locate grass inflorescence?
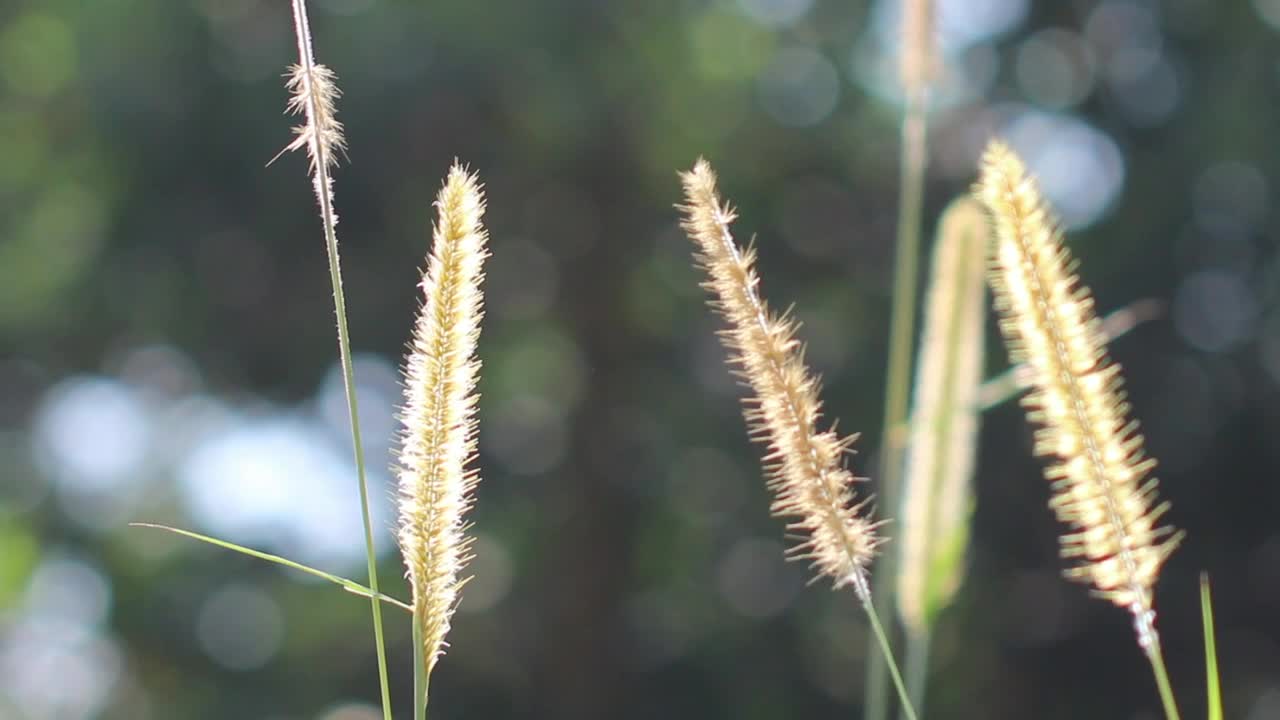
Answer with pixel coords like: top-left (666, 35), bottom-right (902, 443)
top-left (396, 164), bottom-right (490, 685)
top-left (976, 139), bottom-right (1185, 718)
top-left (678, 158), bottom-right (880, 588)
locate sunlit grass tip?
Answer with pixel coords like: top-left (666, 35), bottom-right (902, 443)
top-left (677, 157), bottom-right (880, 591)
top-left (397, 163), bottom-right (490, 674)
top-left (974, 139), bottom-right (1184, 649)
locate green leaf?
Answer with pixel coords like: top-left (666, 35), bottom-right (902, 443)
top-left (129, 522), bottom-right (412, 612)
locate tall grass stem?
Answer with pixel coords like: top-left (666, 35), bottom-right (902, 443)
top-left (286, 2), bottom-right (392, 717)
top-left (866, 83), bottom-right (929, 720)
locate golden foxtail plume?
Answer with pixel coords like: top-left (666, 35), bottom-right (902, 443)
top-left (974, 140), bottom-right (1184, 649)
top-left (677, 158), bottom-right (880, 592)
top-left (397, 164), bottom-right (489, 673)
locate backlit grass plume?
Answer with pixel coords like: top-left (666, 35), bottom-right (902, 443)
top-left (895, 196), bottom-right (988, 714)
top-left (897, 197), bottom-right (988, 634)
top-left (679, 159), bottom-right (917, 719)
top-left (975, 140), bottom-right (1184, 717)
top-left (677, 158), bottom-right (879, 591)
top-left (397, 164), bottom-right (489, 678)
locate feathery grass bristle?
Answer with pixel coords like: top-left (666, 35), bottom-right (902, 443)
top-left (280, 62), bottom-right (346, 172)
top-left (974, 140), bottom-right (1183, 637)
top-left (678, 158), bottom-right (880, 590)
top-left (397, 164), bottom-right (489, 672)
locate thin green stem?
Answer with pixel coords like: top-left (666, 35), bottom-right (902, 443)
top-left (854, 576), bottom-right (919, 720)
top-left (1145, 641), bottom-right (1182, 720)
top-left (414, 613), bottom-right (430, 720)
top-left (901, 628), bottom-right (930, 719)
top-left (288, 2), bottom-right (392, 717)
top-left (866, 86), bottom-right (928, 720)
top-left (1201, 574), bottom-right (1223, 720)
top-left (321, 151), bottom-right (395, 720)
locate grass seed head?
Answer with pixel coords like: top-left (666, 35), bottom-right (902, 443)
top-left (678, 158), bottom-right (880, 591)
top-left (974, 140), bottom-right (1183, 642)
top-left (397, 164), bottom-right (489, 672)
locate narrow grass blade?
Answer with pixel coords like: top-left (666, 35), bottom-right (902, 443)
top-left (976, 299), bottom-right (1162, 410)
top-left (867, 0), bottom-right (933, 712)
top-left (1201, 573), bottom-right (1223, 720)
top-left (895, 197), bottom-right (988, 715)
top-left (130, 523), bottom-right (412, 612)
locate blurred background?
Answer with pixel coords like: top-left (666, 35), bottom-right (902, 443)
top-left (2, 0), bottom-right (1279, 718)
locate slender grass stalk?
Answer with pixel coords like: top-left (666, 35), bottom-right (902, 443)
top-left (1201, 573), bottom-right (1223, 720)
top-left (976, 140), bottom-right (1184, 720)
top-left (280, 2), bottom-right (391, 717)
top-left (855, 573), bottom-right (918, 720)
top-left (397, 165), bottom-right (490, 716)
top-left (867, 1), bottom-right (934, 716)
top-left (895, 197), bottom-right (988, 715)
top-left (678, 159), bottom-right (916, 720)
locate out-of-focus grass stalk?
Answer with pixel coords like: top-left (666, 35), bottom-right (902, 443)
top-left (867, 1), bottom-right (934, 717)
top-left (282, 2), bottom-right (392, 717)
top-left (894, 197), bottom-right (988, 716)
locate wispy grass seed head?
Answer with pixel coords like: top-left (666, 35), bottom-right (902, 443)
top-left (678, 158), bottom-right (880, 592)
top-left (279, 62), bottom-right (346, 172)
top-left (974, 140), bottom-right (1183, 644)
top-left (397, 164), bottom-right (489, 672)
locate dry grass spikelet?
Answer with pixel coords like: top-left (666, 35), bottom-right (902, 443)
top-left (677, 158), bottom-right (880, 592)
top-left (397, 164), bottom-right (489, 672)
top-left (279, 62), bottom-right (346, 172)
top-left (275, 0), bottom-right (346, 178)
top-left (974, 140), bottom-right (1184, 646)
